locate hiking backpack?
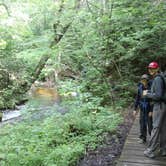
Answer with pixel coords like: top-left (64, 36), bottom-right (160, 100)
top-left (158, 72), bottom-right (166, 103)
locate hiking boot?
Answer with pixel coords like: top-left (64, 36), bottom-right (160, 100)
top-left (138, 136), bottom-right (146, 144)
top-left (144, 148), bottom-right (151, 153)
top-left (161, 151), bottom-right (166, 157)
top-left (144, 149), bottom-right (155, 158)
top-left (158, 150), bottom-right (166, 157)
top-left (138, 138), bottom-right (146, 144)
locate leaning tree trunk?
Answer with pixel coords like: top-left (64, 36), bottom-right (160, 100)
top-left (20, 0), bottom-right (83, 93)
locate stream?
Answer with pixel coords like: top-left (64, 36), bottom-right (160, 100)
top-left (0, 101), bottom-right (68, 124)
top-left (1, 105), bottom-right (25, 122)
top-left (0, 87), bottom-right (72, 124)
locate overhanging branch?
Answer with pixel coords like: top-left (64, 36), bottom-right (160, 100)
top-left (0, 3), bottom-right (10, 16)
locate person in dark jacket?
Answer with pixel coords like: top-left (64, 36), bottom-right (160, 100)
top-left (134, 74), bottom-right (153, 143)
top-left (144, 62), bottom-right (166, 158)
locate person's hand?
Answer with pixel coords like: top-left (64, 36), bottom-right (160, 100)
top-left (133, 110), bottom-right (137, 117)
top-left (143, 90), bottom-right (148, 96)
top-left (149, 112), bottom-right (153, 117)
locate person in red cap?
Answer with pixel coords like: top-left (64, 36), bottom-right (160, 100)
top-left (143, 62), bottom-right (166, 158)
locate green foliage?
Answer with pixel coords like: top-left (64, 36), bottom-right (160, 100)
top-left (0, 81), bottom-right (28, 109)
top-left (0, 0), bottom-right (165, 108)
top-left (0, 0), bottom-right (56, 107)
top-left (0, 90), bottom-right (122, 165)
top-left (55, 0), bottom-right (165, 105)
top-left (108, 0), bottom-right (166, 74)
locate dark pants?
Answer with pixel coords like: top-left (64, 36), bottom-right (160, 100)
top-left (148, 103), bottom-right (166, 152)
top-left (148, 116), bottom-right (153, 135)
top-left (139, 109), bottom-right (153, 141)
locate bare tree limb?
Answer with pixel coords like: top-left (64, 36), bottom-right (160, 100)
top-left (0, 3), bottom-right (10, 16)
top-left (53, 0), bottom-right (65, 35)
top-left (153, 0), bottom-right (164, 6)
top-left (109, 0), bottom-right (114, 20)
top-left (111, 60), bottom-right (122, 78)
top-left (85, 0), bottom-right (95, 14)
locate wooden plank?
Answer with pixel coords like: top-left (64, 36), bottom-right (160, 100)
top-left (121, 150), bottom-right (146, 157)
top-left (129, 131), bottom-right (139, 134)
top-left (125, 140), bottom-right (145, 144)
top-left (123, 142), bottom-right (146, 148)
top-left (126, 137), bottom-right (141, 140)
top-left (117, 161), bottom-right (165, 166)
top-left (129, 130), bottom-right (139, 133)
top-left (121, 149), bottom-right (166, 158)
top-left (119, 156), bottom-right (166, 165)
top-left (122, 146), bottom-right (146, 151)
top-left (128, 134), bottom-right (140, 137)
top-left (130, 127), bottom-right (139, 129)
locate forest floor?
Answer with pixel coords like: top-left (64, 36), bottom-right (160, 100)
top-left (78, 108), bottom-right (135, 166)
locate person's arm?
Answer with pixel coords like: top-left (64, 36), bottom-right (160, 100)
top-left (133, 84), bottom-right (141, 116)
top-left (134, 90), bottom-right (139, 109)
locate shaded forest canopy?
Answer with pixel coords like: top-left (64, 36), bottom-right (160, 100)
top-left (0, 0), bottom-right (165, 108)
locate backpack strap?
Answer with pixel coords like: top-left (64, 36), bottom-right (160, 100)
top-left (157, 74), bottom-right (166, 90)
top-left (156, 74), bottom-right (166, 101)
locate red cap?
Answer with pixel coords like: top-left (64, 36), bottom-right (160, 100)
top-left (148, 62), bottom-right (159, 69)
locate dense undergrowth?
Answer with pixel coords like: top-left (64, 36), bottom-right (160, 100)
top-left (0, 81), bottom-right (122, 166)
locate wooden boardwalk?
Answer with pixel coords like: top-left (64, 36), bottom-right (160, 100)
top-left (117, 116), bottom-right (166, 166)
